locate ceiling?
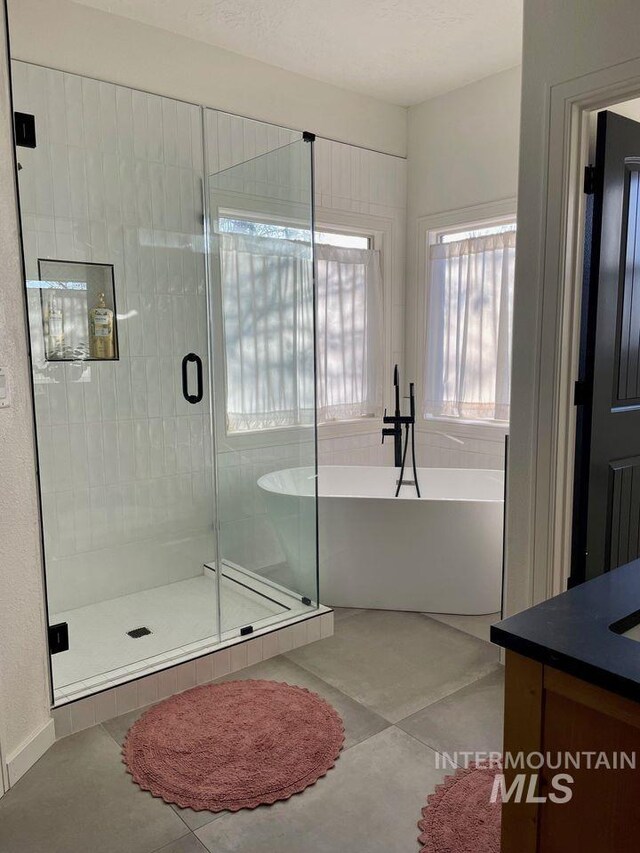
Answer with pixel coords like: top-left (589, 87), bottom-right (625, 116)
top-left (70, 0), bottom-right (523, 107)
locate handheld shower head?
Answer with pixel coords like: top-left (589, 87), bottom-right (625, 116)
top-left (393, 364), bottom-right (400, 417)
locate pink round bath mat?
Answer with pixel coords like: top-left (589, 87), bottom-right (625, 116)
top-left (418, 763), bottom-right (502, 852)
top-left (123, 679), bottom-right (344, 812)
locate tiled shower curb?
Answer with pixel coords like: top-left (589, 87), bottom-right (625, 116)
top-left (52, 610), bottom-right (333, 738)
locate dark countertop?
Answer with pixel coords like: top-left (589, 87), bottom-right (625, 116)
top-left (491, 559), bottom-right (640, 702)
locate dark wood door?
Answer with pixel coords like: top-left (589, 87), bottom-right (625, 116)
top-left (572, 110), bottom-right (640, 584)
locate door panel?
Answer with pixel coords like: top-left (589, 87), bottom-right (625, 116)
top-left (617, 165), bottom-right (640, 402)
top-left (608, 457), bottom-right (640, 569)
top-left (573, 111), bottom-right (640, 582)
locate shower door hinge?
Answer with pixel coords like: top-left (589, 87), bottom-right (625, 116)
top-left (48, 622), bottom-right (69, 655)
top-left (240, 625), bottom-right (254, 636)
top-left (14, 112), bottom-right (36, 148)
top-left (583, 164), bottom-right (596, 195)
top-left (302, 131), bottom-right (316, 143)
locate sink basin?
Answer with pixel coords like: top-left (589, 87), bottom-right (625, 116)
top-left (610, 608), bottom-right (640, 641)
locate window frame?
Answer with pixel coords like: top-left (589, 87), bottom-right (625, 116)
top-left (415, 199), bottom-right (517, 441)
top-left (216, 212), bottom-right (372, 250)
top-left (210, 198), bottom-right (390, 449)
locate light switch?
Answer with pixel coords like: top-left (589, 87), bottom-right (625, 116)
top-left (0, 368), bottom-right (10, 408)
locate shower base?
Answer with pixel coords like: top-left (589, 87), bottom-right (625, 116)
top-left (51, 565), bottom-right (315, 704)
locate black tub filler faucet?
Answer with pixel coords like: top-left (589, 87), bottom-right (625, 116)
top-left (381, 365), bottom-right (421, 497)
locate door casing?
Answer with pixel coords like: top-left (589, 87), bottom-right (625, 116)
top-left (511, 56), bottom-right (640, 619)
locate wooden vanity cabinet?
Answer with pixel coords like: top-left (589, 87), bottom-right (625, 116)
top-left (501, 651), bottom-right (640, 853)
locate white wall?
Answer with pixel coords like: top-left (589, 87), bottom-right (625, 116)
top-left (7, 0), bottom-right (406, 158)
top-left (0, 18), bottom-right (51, 775)
top-left (406, 67), bottom-right (521, 221)
top-left (405, 66), bottom-right (521, 470)
top-left (509, 0), bottom-right (640, 616)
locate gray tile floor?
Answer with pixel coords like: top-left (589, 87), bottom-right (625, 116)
top-left (0, 609), bottom-right (504, 853)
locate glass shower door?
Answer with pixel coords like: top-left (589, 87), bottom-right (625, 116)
top-left (208, 135), bottom-right (319, 639)
top-left (13, 65), bottom-right (220, 703)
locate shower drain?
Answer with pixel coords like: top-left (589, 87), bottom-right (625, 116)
top-left (127, 626), bottom-right (152, 638)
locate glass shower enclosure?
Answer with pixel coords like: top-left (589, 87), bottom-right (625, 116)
top-left (13, 62), bottom-right (318, 704)
top-left (208, 136), bottom-right (319, 639)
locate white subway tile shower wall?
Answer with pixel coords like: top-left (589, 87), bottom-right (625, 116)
top-left (12, 61), bottom-right (213, 612)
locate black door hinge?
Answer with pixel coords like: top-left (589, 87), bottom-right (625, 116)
top-left (48, 622), bottom-right (69, 654)
top-left (14, 112), bottom-right (36, 148)
top-left (574, 379), bottom-right (590, 406)
top-left (583, 165), bottom-right (596, 195)
top-left (240, 625), bottom-right (254, 636)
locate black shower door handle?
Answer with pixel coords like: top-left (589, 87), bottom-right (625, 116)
top-left (182, 353), bottom-right (203, 404)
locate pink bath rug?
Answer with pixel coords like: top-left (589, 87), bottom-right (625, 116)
top-left (123, 679), bottom-right (345, 812)
top-left (418, 762), bottom-right (502, 852)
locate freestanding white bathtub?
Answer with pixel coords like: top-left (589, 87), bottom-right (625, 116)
top-left (258, 465), bottom-right (504, 615)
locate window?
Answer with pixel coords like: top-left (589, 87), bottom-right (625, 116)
top-left (218, 216), bottom-right (383, 433)
top-left (423, 220), bottom-right (516, 423)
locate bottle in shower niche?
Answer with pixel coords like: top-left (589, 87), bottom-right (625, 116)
top-left (89, 292), bottom-right (115, 359)
top-left (46, 293), bottom-right (65, 359)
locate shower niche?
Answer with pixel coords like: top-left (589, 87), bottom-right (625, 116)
top-left (13, 60), bottom-right (323, 707)
top-left (37, 259), bottom-right (118, 362)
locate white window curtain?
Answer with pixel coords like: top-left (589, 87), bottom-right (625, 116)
top-left (220, 232), bottom-right (315, 432)
top-left (424, 230), bottom-right (515, 422)
top-left (220, 234), bottom-right (383, 432)
top-left (315, 243), bottom-right (383, 422)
